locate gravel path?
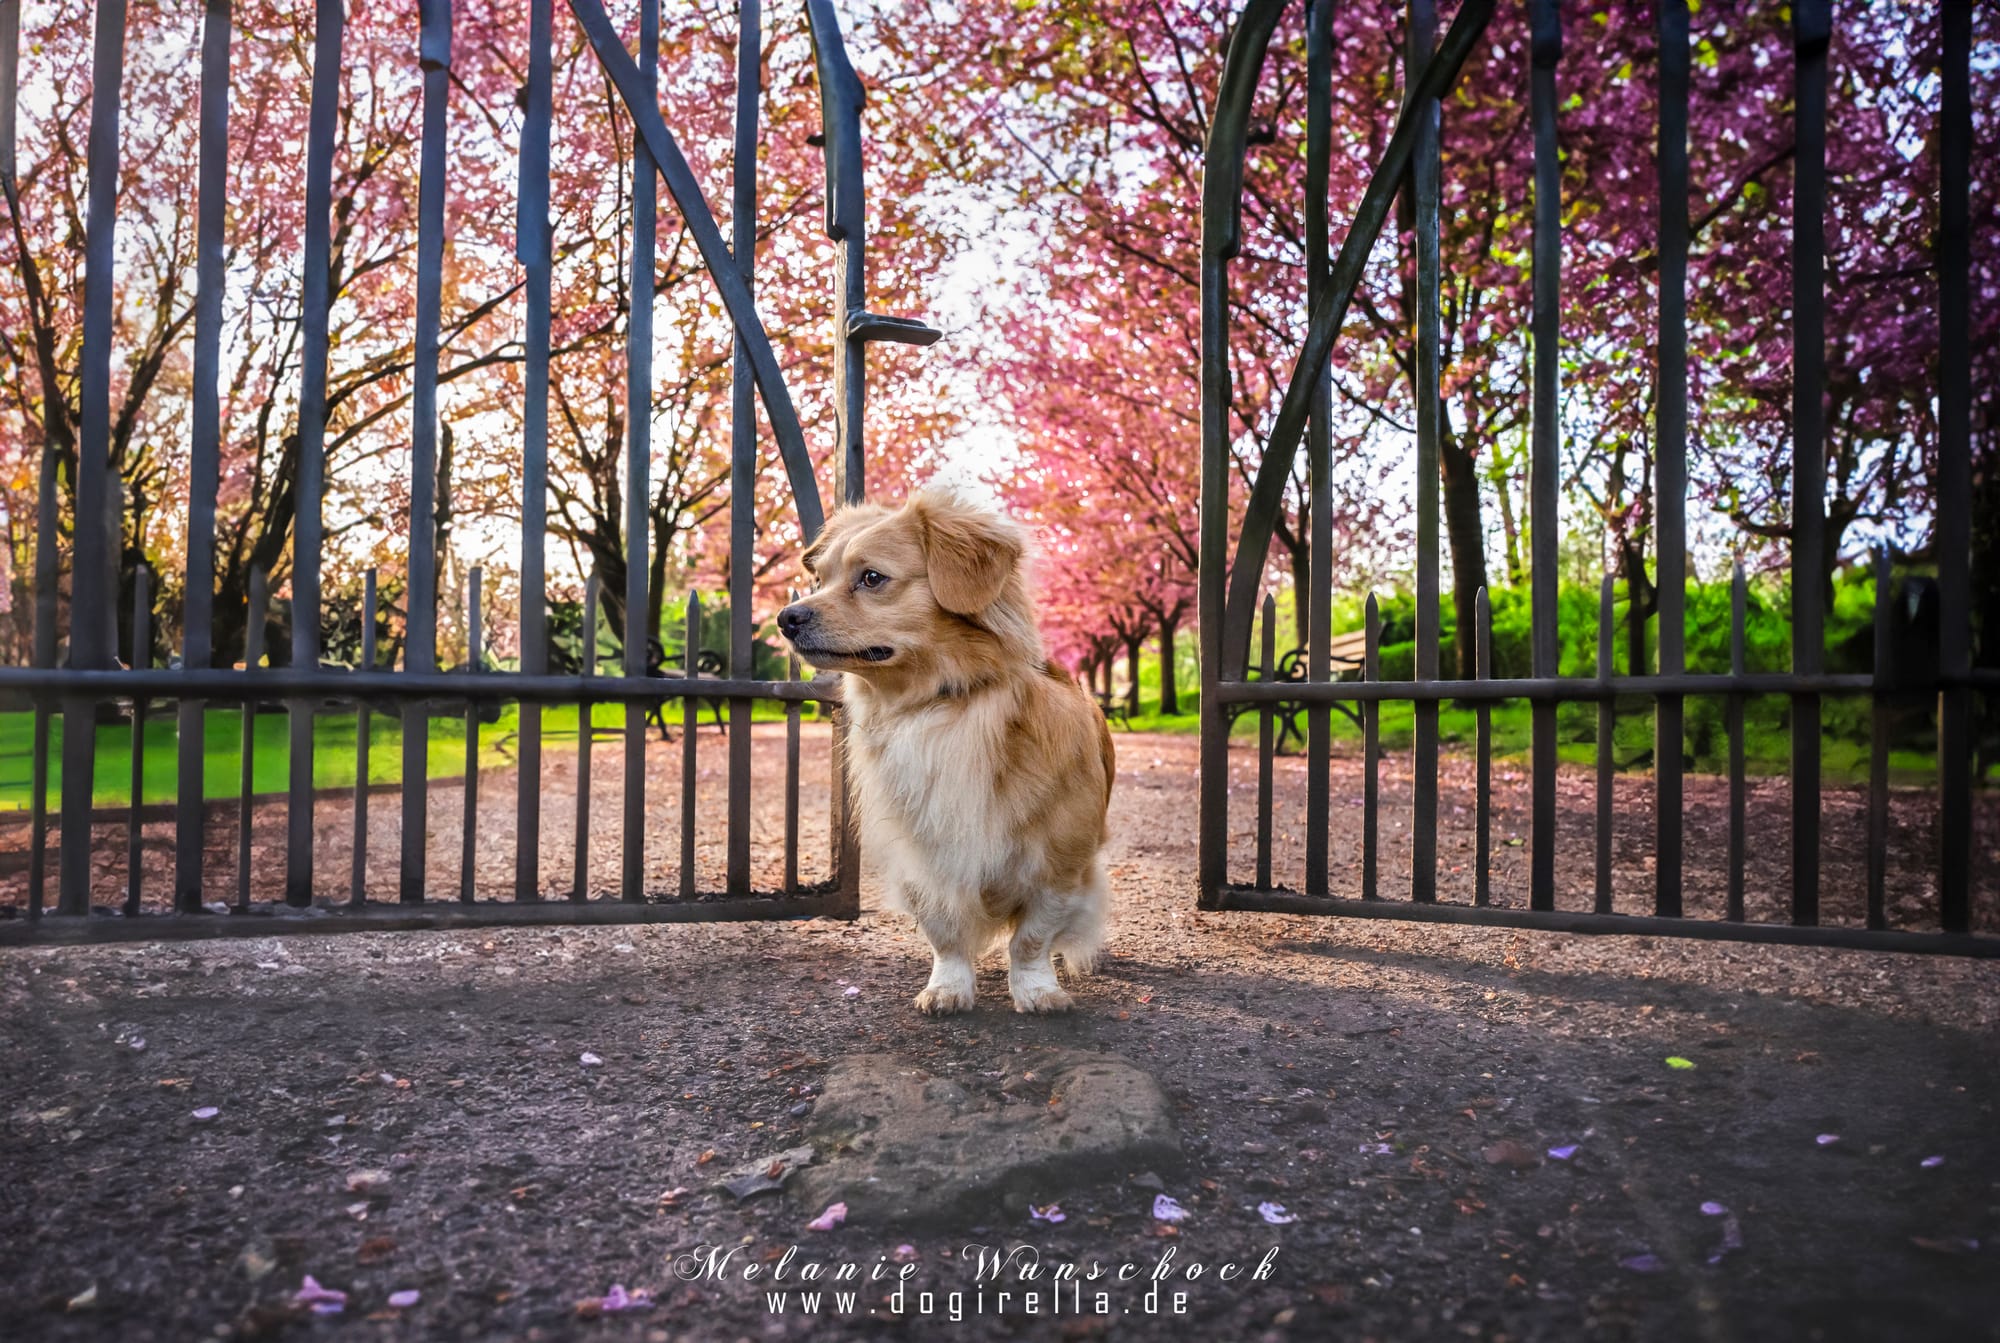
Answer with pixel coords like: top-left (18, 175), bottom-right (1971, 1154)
top-left (2, 730), bottom-right (1996, 1341)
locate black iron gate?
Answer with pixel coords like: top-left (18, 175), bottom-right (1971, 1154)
top-left (1198, 0), bottom-right (1996, 956)
top-left (0, 0), bottom-right (938, 944)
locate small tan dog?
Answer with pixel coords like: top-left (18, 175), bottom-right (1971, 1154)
top-left (776, 489), bottom-right (1114, 1014)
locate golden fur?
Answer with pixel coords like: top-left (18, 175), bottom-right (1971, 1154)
top-left (777, 489), bottom-right (1115, 1014)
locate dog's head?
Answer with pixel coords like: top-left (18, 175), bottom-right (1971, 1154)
top-left (776, 489), bottom-right (1038, 688)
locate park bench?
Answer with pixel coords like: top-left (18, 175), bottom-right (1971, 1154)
top-left (1096, 678), bottom-right (1133, 730)
top-left (642, 639), bottom-right (730, 741)
top-left (1221, 628), bottom-right (1368, 753)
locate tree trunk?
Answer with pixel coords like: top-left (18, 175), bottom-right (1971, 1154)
top-left (1491, 444), bottom-right (1524, 587)
top-left (1158, 614), bottom-right (1180, 715)
top-left (1440, 420), bottom-right (1489, 680)
top-left (1620, 537), bottom-right (1658, 677)
top-left (1275, 524), bottom-right (1309, 650)
top-left (1124, 637), bottom-right (1142, 717)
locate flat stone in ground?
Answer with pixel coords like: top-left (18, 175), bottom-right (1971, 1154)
top-left (793, 1051), bottom-right (1181, 1227)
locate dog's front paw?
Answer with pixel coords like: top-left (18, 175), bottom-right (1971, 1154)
top-left (914, 983), bottom-right (975, 1015)
top-left (1009, 982), bottom-right (1075, 1014)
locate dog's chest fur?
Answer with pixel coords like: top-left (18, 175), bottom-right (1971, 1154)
top-left (847, 688), bottom-right (1021, 893)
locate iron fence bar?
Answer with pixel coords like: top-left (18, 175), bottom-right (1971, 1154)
top-left (1654, 0), bottom-right (1688, 920)
top-left (27, 444), bottom-right (55, 920)
top-left (286, 0), bottom-right (344, 907)
top-left (0, 668), bottom-right (844, 703)
top-left (1362, 594), bottom-right (1380, 900)
top-left (177, 0), bottom-right (229, 913)
top-left (573, 571), bottom-right (599, 902)
top-left (403, 0), bottom-right (452, 904)
top-left (1474, 587), bottom-right (1490, 906)
top-left (1213, 672), bottom-right (1901, 704)
top-left (1, 895), bottom-right (857, 947)
top-left (1594, 574), bottom-right (1613, 913)
top-left (460, 566), bottom-right (481, 901)
top-left (570, 0), bottom-right (823, 536)
top-left (1210, 890), bottom-right (2000, 959)
top-left (623, 0), bottom-right (657, 905)
top-left (1215, 0), bottom-right (1494, 682)
top-left (124, 566), bottom-right (150, 915)
top-left (1256, 594), bottom-right (1275, 891)
top-left (1726, 559), bottom-right (1746, 921)
top-left (1789, 0), bottom-right (1828, 927)
top-left (514, 0), bottom-right (553, 902)
top-left (58, 0), bottom-right (127, 917)
top-left (1936, 0), bottom-right (1973, 932)
top-left (350, 570), bottom-right (376, 907)
top-left (785, 646), bottom-right (801, 895)
top-left (1, 0), bottom-right (42, 920)
top-left (726, 0), bottom-right (760, 898)
top-left (0, 0), bottom-right (15, 179)
top-left (1527, 0), bottom-right (1560, 914)
top-left (236, 569), bottom-right (268, 913)
top-left (6, 665), bottom-right (1957, 708)
top-left (680, 592), bottom-right (699, 899)
top-left (1196, 0), bottom-right (1285, 906)
top-left (1408, 0), bottom-right (1441, 906)
top-left (1303, 0), bottom-right (1334, 898)
top-left (1867, 547), bottom-right (1889, 931)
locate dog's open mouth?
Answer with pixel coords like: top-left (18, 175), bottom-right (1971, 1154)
top-left (794, 643), bottom-right (895, 664)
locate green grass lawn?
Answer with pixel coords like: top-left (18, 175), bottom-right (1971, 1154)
top-left (0, 699), bottom-right (819, 811)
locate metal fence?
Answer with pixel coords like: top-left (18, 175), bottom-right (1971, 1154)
top-left (1198, 0), bottom-right (1997, 956)
top-left (0, 0), bottom-right (938, 944)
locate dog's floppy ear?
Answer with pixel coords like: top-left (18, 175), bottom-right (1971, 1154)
top-left (801, 530), bottom-right (831, 578)
top-left (802, 507), bottom-right (861, 579)
top-left (916, 491), bottom-right (1023, 616)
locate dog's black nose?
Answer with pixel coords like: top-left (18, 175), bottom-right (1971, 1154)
top-left (776, 604), bottom-right (814, 638)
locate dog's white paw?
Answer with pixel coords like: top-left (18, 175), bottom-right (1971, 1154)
top-left (914, 983), bottom-right (975, 1015)
top-left (1009, 980), bottom-right (1075, 1014)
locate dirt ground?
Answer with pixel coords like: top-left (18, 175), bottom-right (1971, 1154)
top-left (3, 729), bottom-right (1998, 1342)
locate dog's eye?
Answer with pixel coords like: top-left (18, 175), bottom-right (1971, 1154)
top-left (857, 569), bottom-right (889, 591)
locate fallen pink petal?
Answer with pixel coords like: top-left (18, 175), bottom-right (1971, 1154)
top-left (579, 1052), bottom-right (603, 1067)
top-left (807, 1201), bottom-right (848, 1232)
top-left (842, 986), bottom-right (861, 997)
top-left (1547, 1145), bottom-right (1578, 1161)
top-left (1152, 1194), bottom-right (1189, 1223)
top-left (191, 1107), bottom-right (218, 1121)
top-left (1619, 1253), bottom-right (1666, 1274)
top-left (1922, 1155), bottom-right (1945, 1169)
top-left (598, 1284), bottom-right (654, 1312)
top-left (293, 1275), bottom-right (347, 1311)
top-left (1815, 1134), bottom-right (1840, 1146)
top-left (386, 1290), bottom-right (420, 1309)
top-left (1700, 1201), bottom-right (1728, 1216)
top-left (1029, 1203), bottom-right (1066, 1224)
top-left (1258, 1202), bottom-right (1297, 1225)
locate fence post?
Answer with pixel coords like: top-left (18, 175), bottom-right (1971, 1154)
top-left (726, 0), bottom-right (760, 899)
top-left (1788, 0), bottom-right (1829, 927)
top-left (286, 0), bottom-right (345, 908)
top-left (57, 0), bottom-right (129, 917)
top-left (514, 0), bottom-right (552, 902)
top-left (401, 0), bottom-right (452, 904)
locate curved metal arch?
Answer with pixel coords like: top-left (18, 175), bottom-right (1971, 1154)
top-left (1205, 0), bottom-right (1496, 681)
top-left (566, 0), bottom-right (825, 538)
top-left (805, 0), bottom-right (941, 348)
top-left (1201, 0), bottom-right (1288, 263)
